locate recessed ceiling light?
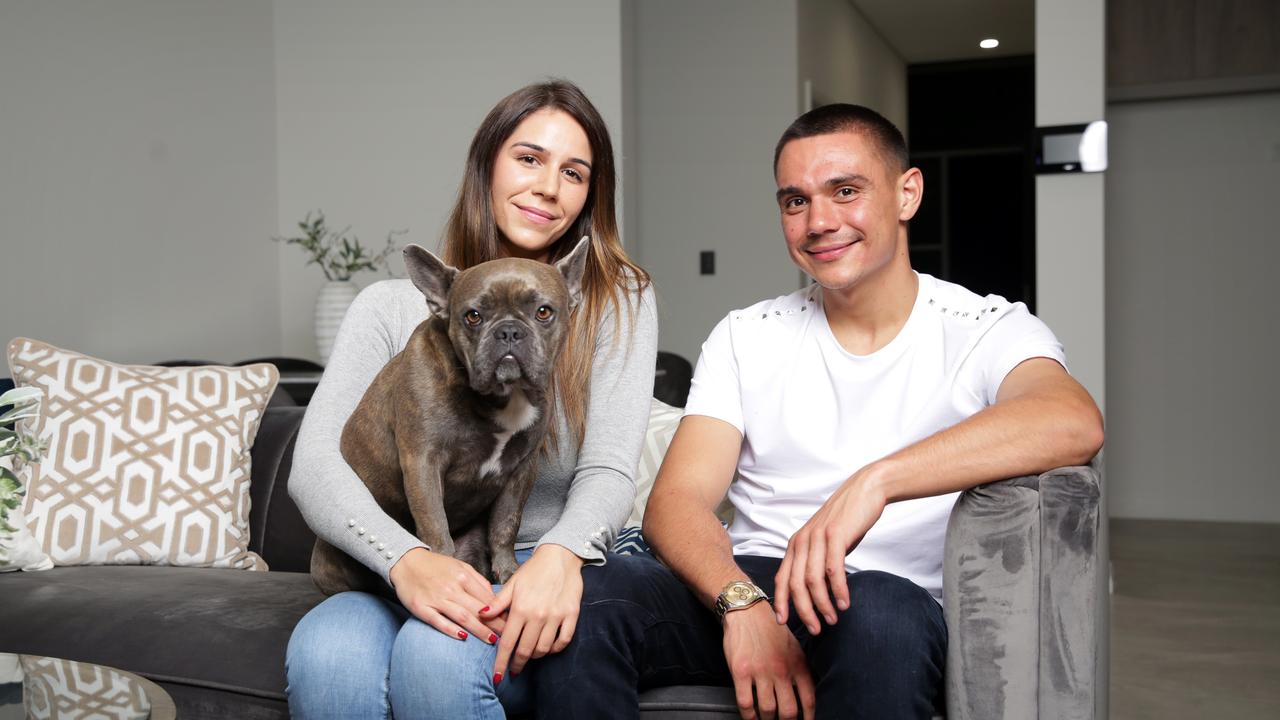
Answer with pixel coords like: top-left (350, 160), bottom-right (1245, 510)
top-left (980, 38), bottom-right (1000, 49)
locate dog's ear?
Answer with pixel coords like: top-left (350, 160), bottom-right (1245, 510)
top-left (403, 244), bottom-right (459, 316)
top-left (554, 236), bottom-right (591, 310)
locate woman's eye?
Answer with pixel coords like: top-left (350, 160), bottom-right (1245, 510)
top-left (518, 155), bottom-right (538, 166)
top-left (464, 310), bottom-right (483, 326)
top-left (535, 305), bottom-right (555, 322)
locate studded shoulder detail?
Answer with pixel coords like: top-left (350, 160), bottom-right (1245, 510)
top-left (926, 296), bottom-right (1003, 322)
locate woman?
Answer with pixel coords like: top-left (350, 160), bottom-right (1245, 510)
top-left (285, 80), bottom-right (657, 719)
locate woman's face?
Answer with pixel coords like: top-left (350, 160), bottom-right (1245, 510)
top-left (491, 109), bottom-right (593, 262)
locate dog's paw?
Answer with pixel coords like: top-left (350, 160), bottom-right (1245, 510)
top-left (490, 551), bottom-right (519, 584)
top-left (455, 544), bottom-right (491, 579)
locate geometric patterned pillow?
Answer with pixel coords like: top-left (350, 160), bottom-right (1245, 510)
top-left (6, 338), bottom-right (276, 570)
top-left (623, 397), bottom-right (736, 532)
top-left (626, 398), bottom-right (685, 528)
top-left (19, 654), bottom-right (154, 719)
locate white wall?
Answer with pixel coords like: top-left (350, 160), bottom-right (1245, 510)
top-left (1106, 91), bottom-right (1280, 523)
top-left (797, 0), bottom-right (907, 132)
top-left (0, 0), bottom-right (279, 364)
top-left (1036, 0), bottom-right (1107, 412)
top-left (273, 1), bottom-right (625, 361)
top-left (629, 0), bottom-right (801, 363)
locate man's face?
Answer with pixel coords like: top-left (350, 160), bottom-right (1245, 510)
top-left (774, 131), bottom-right (920, 293)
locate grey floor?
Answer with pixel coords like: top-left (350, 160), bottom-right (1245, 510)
top-left (1110, 519), bottom-right (1280, 719)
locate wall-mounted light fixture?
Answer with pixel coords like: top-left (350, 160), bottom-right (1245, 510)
top-left (979, 38), bottom-right (999, 49)
top-left (1035, 121), bottom-right (1109, 174)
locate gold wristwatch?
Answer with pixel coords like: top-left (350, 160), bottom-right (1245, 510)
top-left (714, 580), bottom-right (770, 619)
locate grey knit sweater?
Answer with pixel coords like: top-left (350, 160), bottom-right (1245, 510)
top-left (289, 278), bottom-right (658, 584)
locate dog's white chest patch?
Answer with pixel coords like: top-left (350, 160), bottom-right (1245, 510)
top-left (480, 389), bottom-right (539, 477)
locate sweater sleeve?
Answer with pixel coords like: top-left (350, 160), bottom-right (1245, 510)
top-left (289, 281), bottom-right (428, 585)
top-left (536, 284), bottom-right (659, 564)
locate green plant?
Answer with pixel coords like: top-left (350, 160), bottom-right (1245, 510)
top-left (0, 386), bottom-right (46, 557)
top-left (274, 210), bottom-right (405, 282)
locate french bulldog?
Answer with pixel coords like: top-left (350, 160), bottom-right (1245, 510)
top-left (310, 237), bottom-right (590, 596)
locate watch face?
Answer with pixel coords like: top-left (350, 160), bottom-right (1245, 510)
top-left (726, 582), bottom-right (757, 606)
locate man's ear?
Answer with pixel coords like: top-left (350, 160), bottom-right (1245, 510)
top-left (554, 236), bottom-right (591, 310)
top-left (898, 167), bottom-right (924, 222)
top-left (403, 244), bottom-right (459, 316)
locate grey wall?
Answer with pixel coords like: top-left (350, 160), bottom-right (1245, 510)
top-left (0, 0), bottom-right (279, 364)
top-left (273, 0), bottom-right (625, 361)
top-left (1106, 91), bottom-right (1280, 523)
top-left (0, 1), bottom-right (624, 367)
top-left (629, 0), bottom-right (801, 363)
top-left (797, 0), bottom-right (907, 131)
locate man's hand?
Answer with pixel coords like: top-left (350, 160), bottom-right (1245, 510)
top-left (722, 603), bottom-right (816, 720)
top-left (773, 469), bottom-right (886, 634)
top-left (389, 547), bottom-right (502, 643)
top-left (483, 543), bottom-right (584, 684)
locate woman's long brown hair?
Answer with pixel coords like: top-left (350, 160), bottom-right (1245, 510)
top-left (442, 80), bottom-right (650, 450)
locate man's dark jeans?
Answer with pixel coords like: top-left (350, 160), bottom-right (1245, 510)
top-left (534, 552), bottom-right (945, 720)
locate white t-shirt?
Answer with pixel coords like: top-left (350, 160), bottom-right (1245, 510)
top-left (684, 272), bottom-right (1067, 602)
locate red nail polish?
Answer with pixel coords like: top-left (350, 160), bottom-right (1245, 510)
top-left (493, 672), bottom-right (503, 686)
top-left (480, 606), bottom-right (490, 614)
top-left (488, 633), bottom-right (498, 644)
top-left (457, 630), bottom-right (468, 640)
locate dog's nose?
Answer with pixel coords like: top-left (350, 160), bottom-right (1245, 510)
top-left (492, 322), bottom-right (526, 345)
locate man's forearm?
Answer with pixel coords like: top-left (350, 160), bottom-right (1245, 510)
top-left (644, 490), bottom-right (749, 609)
top-left (866, 365), bottom-right (1103, 503)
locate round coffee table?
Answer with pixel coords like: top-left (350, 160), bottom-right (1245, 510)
top-left (0, 653), bottom-right (176, 720)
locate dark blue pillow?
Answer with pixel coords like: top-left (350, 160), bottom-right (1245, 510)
top-left (613, 526), bottom-right (652, 556)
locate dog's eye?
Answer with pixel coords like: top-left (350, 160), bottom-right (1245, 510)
top-left (464, 309), bottom-right (483, 326)
top-left (535, 305), bottom-right (555, 322)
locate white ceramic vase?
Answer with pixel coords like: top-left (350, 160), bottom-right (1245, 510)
top-left (314, 280), bottom-right (359, 366)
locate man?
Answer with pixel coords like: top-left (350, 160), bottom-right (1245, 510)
top-left (533, 104), bottom-right (1104, 719)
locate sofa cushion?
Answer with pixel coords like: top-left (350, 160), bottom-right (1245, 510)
top-left (6, 338), bottom-right (276, 569)
top-left (245, 406), bottom-right (315, 573)
top-left (0, 565), bottom-right (323, 701)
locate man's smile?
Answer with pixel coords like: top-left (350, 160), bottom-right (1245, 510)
top-left (805, 239), bottom-right (859, 262)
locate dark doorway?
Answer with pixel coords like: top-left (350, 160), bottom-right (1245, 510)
top-left (907, 56), bottom-right (1036, 309)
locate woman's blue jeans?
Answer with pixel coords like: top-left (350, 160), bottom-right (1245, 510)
top-left (286, 548), bottom-right (533, 719)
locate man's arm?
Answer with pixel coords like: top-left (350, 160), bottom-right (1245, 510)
top-left (644, 416), bottom-right (816, 720)
top-left (774, 357), bottom-right (1104, 632)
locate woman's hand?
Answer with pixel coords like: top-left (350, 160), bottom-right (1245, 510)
top-left (482, 543), bottom-right (585, 684)
top-left (389, 547), bottom-right (503, 644)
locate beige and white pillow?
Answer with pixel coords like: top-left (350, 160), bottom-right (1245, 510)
top-left (627, 398), bottom-right (737, 528)
top-left (6, 338), bottom-right (277, 569)
top-left (627, 398), bottom-right (684, 527)
top-left (1, 504), bottom-right (54, 573)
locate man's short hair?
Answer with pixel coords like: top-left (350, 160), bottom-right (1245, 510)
top-left (773, 104), bottom-right (909, 176)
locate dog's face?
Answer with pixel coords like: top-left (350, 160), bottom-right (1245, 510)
top-left (403, 237), bottom-right (589, 397)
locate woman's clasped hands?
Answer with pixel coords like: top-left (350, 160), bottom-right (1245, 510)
top-left (388, 543), bottom-right (586, 686)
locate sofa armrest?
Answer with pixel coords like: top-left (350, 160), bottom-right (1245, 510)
top-left (943, 462), bottom-right (1103, 719)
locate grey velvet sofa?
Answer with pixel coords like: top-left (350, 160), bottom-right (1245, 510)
top-left (0, 400), bottom-right (1106, 719)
